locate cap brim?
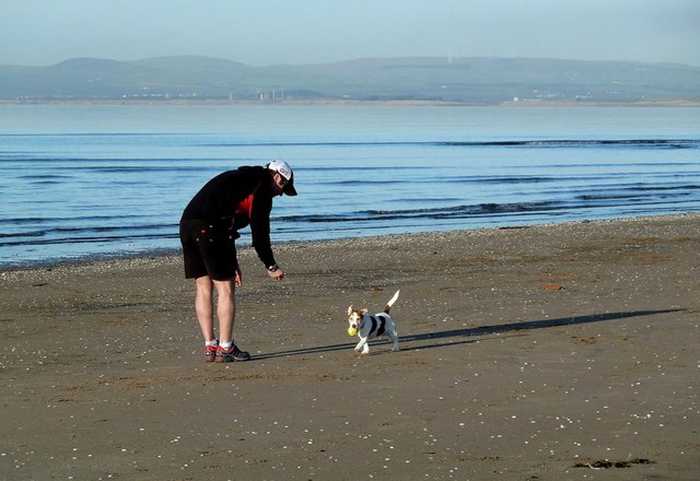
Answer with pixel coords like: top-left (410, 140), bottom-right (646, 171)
top-left (284, 183), bottom-right (298, 196)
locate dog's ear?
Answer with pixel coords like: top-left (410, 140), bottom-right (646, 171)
top-left (347, 305), bottom-right (353, 317)
top-left (361, 308), bottom-right (368, 315)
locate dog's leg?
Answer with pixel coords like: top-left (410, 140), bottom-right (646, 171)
top-left (389, 329), bottom-right (400, 351)
top-left (361, 341), bottom-right (370, 355)
top-left (385, 319), bottom-right (400, 351)
top-left (354, 337), bottom-right (366, 352)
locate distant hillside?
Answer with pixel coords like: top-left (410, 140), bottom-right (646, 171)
top-left (1, 56), bottom-right (699, 103)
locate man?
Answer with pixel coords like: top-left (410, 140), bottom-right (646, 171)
top-left (179, 160), bottom-right (297, 362)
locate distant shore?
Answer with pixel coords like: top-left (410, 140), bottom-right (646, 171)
top-left (2, 98), bottom-right (700, 107)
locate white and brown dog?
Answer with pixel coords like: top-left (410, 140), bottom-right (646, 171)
top-left (346, 290), bottom-right (400, 354)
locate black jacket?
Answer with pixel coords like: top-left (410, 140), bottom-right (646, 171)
top-left (181, 166), bottom-right (276, 267)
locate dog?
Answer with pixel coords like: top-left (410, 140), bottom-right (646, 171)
top-left (346, 290), bottom-right (400, 354)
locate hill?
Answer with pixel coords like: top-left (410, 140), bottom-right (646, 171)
top-left (1, 56), bottom-right (699, 103)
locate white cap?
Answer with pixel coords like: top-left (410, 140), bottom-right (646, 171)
top-left (267, 160), bottom-right (297, 196)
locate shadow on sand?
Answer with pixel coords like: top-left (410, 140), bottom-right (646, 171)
top-left (252, 309), bottom-right (683, 361)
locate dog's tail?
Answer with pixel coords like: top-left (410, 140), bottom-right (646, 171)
top-left (384, 289), bottom-right (400, 314)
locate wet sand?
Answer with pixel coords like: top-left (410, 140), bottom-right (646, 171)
top-left (1, 215), bottom-right (699, 480)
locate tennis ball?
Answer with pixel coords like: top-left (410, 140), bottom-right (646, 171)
top-left (347, 327), bottom-right (358, 337)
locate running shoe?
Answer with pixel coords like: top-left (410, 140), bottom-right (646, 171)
top-left (204, 345), bottom-right (218, 363)
top-left (215, 344), bottom-right (251, 362)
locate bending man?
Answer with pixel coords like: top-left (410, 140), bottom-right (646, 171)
top-left (179, 160), bottom-right (297, 362)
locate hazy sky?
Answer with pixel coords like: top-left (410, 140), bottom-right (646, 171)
top-left (2, 0), bottom-right (699, 66)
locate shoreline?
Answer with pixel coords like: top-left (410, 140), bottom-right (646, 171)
top-left (3, 212), bottom-right (699, 275)
top-left (2, 211), bottom-right (699, 480)
top-left (3, 98), bottom-right (700, 108)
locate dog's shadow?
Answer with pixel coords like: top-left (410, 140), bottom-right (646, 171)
top-left (252, 309), bottom-right (683, 361)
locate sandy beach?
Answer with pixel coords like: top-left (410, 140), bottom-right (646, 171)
top-left (1, 215), bottom-right (699, 481)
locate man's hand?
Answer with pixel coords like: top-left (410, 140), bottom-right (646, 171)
top-left (267, 266), bottom-right (285, 281)
top-left (234, 267), bottom-right (243, 287)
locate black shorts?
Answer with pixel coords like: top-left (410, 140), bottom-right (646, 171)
top-left (179, 219), bottom-right (238, 280)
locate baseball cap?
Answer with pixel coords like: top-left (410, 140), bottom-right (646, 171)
top-left (267, 160), bottom-right (298, 196)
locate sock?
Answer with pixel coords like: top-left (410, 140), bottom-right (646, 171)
top-left (205, 339), bottom-right (218, 347)
top-left (220, 340), bottom-right (233, 350)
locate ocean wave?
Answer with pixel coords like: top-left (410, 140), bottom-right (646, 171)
top-left (0, 233), bottom-right (180, 248)
top-left (0, 132), bottom-right (189, 137)
top-left (2, 164), bottom-right (218, 174)
top-left (440, 175), bottom-right (599, 184)
top-left (3, 195), bottom-right (700, 249)
top-left (0, 157), bottom-right (229, 164)
top-left (0, 214), bottom-right (151, 226)
top-left (277, 201), bottom-right (565, 224)
top-left (278, 184), bottom-right (700, 224)
top-left (1, 222), bottom-right (176, 237)
top-left (3, 133), bottom-right (697, 150)
top-left (440, 139), bottom-right (699, 149)
top-left (200, 138), bottom-right (700, 149)
top-left (321, 179), bottom-right (407, 186)
top-left (0, 227), bottom-right (179, 247)
top-left (17, 174), bottom-right (73, 180)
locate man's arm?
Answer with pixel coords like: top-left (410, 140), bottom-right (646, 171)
top-left (249, 194), bottom-right (277, 270)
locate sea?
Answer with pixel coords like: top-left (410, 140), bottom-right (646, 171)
top-left (1, 104), bottom-right (699, 268)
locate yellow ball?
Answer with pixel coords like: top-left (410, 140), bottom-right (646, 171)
top-left (347, 327), bottom-right (358, 337)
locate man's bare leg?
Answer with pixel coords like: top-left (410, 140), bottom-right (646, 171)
top-left (194, 276), bottom-right (215, 342)
top-left (213, 279), bottom-right (236, 344)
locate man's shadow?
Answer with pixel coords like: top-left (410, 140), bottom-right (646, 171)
top-left (252, 309), bottom-right (683, 361)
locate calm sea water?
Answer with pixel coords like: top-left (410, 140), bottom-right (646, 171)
top-left (1, 104), bottom-right (699, 267)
